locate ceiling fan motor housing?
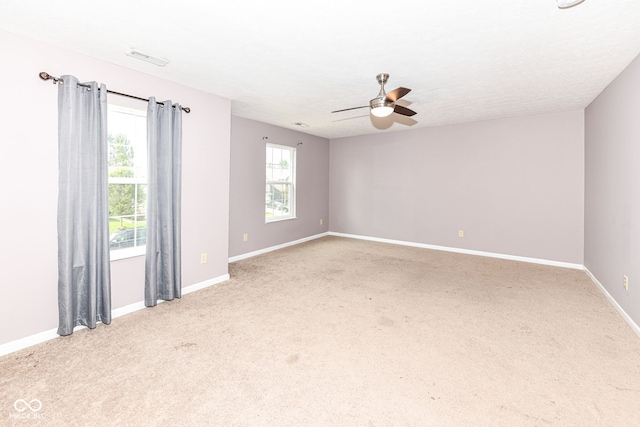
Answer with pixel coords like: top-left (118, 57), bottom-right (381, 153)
top-left (369, 97), bottom-right (394, 110)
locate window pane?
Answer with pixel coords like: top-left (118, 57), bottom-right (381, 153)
top-left (108, 106), bottom-right (147, 253)
top-left (266, 143), bottom-right (295, 222)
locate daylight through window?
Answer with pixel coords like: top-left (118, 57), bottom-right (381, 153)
top-left (108, 105), bottom-right (147, 256)
top-left (266, 143), bottom-right (296, 222)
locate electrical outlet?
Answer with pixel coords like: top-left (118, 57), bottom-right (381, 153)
top-left (458, 230), bottom-right (464, 238)
top-left (243, 233), bottom-right (248, 242)
top-left (200, 253), bottom-right (207, 264)
top-left (624, 275), bottom-right (629, 291)
top-left (320, 219), bottom-right (323, 225)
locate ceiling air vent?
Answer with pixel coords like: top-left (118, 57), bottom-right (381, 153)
top-left (126, 49), bottom-right (170, 67)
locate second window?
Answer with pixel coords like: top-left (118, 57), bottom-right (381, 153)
top-left (265, 143), bottom-right (296, 222)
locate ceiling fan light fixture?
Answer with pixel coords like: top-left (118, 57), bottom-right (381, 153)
top-left (370, 98), bottom-right (394, 118)
top-left (556, 0), bottom-right (586, 9)
top-left (371, 106), bottom-right (394, 118)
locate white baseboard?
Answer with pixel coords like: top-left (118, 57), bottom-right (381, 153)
top-left (0, 329), bottom-right (60, 358)
top-left (583, 268), bottom-right (640, 337)
top-left (328, 232), bottom-right (584, 270)
top-left (182, 274), bottom-right (230, 295)
top-left (0, 273), bottom-right (230, 358)
top-left (110, 273), bottom-right (230, 317)
top-left (228, 232), bottom-right (329, 263)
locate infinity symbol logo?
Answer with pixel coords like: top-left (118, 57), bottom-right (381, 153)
top-left (14, 399), bottom-right (42, 412)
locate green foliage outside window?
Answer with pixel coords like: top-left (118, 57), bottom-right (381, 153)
top-left (108, 133), bottom-right (146, 228)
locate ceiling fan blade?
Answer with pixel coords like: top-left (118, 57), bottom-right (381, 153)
top-left (393, 105), bottom-right (417, 117)
top-left (385, 87), bottom-right (411, 102)
top-left (331, 106), bottom-right (369, 113)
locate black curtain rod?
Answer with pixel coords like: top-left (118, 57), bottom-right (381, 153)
top-left (39, 72), bottom-right (191, 113)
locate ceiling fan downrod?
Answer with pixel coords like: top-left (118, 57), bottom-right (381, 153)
top-left (375, 73), bottom-right (390, 96)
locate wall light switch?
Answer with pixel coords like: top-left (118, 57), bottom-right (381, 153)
top-left (624, 275), bottom-right (629, 291)
top-left (320, 219), bottom-right (323, 225)
top-left (200, 253), bottom-right (207, 264)
top-left (243, 233), bottom-right (248, 242)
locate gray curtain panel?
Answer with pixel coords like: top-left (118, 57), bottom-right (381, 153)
top-left (57, 75), bottom-right (111, 336)
top-left (145, 98), bottom-right (182, 306)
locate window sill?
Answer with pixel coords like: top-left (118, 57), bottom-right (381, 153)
top-left (110, 246), bottom-right (146, 261)
top-left (265, 216), bottom-right (297, 224)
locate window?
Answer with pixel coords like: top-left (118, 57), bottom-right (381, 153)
top-left (108, 105), bottom-right (147, 258)
top-left (266, 143), bottom-right (296, 222)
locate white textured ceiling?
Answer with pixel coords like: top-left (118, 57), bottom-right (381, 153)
top-left (1, 0), bottom-right (640, 139)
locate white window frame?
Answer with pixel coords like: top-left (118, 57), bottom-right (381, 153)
top-left (265, 143), bottom-right (296, 223)
top-left (108, 104), bottom-right (147, 261)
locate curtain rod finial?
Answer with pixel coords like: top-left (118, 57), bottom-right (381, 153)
top-left (39, 72), bottom-right (59, 84)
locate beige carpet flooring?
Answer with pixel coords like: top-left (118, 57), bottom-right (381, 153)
top-left (2, 236), bottom-right (640, 426)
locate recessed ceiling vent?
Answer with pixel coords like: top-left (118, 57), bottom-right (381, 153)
top-left (126, 49), bottom-right (170, 67)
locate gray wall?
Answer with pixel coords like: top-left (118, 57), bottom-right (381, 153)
top-left (585, 53), bottom-right (640, 325)
top-left (229, 116), bottom-right (330, 258)
top-left (330, 110), bottom-right (585, 264)
top-left (0, 30), bottom-right (231, 346)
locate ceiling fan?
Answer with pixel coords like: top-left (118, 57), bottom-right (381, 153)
top-left (331, 73), bottom-right (417, 118)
